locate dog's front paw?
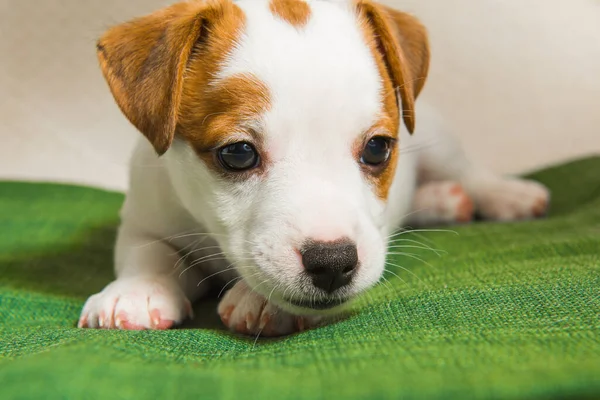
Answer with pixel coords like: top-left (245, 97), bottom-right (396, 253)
top-left (218, 281), bottom-right (317, 337)
top-left (474, 178), bottom-right (550, 221)
top-left (78, 276), bottom-right (192, 330)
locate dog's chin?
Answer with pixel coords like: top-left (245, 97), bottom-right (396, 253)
top-left (286, 297), bottom-right (348, 310)
top-left (273, 295), bottom-right (355, 316)
top-left (244, 278), bottom-right (356, 315)
top-left (237, 266), bottom-right (361, 315)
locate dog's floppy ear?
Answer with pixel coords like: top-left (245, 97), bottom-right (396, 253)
top-left (356, 1), bottom-right (430, 133)
top-left (97, 1), bottom-right (239, 155)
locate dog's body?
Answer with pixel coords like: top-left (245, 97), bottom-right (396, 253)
top-left (79, 0), bottom-right (549, 335)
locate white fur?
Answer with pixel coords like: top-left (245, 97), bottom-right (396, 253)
top-left (79, 0), bottom-right (549, 333)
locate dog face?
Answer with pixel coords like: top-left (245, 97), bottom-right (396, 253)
top-left (98, 0), bottom-right (429, 313)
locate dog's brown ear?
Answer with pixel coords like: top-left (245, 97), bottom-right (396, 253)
top-left (356, 1), bottom-right (430, 133)
top-left (97, 0), bottom-right (240, 155)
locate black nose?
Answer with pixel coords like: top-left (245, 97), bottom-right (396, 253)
top-left (300, 240), bottom-right (358, 293)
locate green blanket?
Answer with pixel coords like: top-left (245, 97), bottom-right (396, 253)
top-left (1, 157), bottom-right (599, 400)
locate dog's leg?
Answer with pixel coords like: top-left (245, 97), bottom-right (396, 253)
top-left (77, 224), bottom-right (206, 330)
top-left (407, 104), bottom-right (549, 225)
top-left (407, 181), bottom-right (475, 226)
top-left (217, 281), bottom-right (322, 337)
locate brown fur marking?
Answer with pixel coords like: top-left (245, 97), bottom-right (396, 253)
top-left (355, 0), bottom-right (430, 200)
top-left (179, 73), bottom-right (271, 173)
top-left (269, 0), bottom-right (311, 27)
top-left (97, 0), bottom-right (246, 155)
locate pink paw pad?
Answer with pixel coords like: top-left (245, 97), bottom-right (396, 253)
top-left (115, 312), bottom-right (145, 330)
top-left (532, 197), bottom-right (548, 217)
top-left (451, 185), bottom-right (474, 222)
top-left (77, 315), bottom-right (89, 328)
top-left (220, 305), bottom-right (235, 326)
top-left (295, 317), bottom-right (306, 332)
top-left (149, 309), bottom-right (174, 330)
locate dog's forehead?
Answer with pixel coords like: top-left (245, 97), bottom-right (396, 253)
top-left (221, 0), bottom-right (384, 145)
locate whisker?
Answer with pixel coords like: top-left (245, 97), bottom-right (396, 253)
top-left (218, 276), bottom-right (244, 298)
top-left (387, 252), bottom-right (436, 270)
top-left (168, 238), bottom-right (199, 256)
top-left (387, 237), bottom-right (441, 250)
top-left (267, 283), bottom-right (280, 303)
top-left (252, 328), bottom-right (264, 348)
top-left (195, 265), bottom-right (246, 287)
top-left (387, 244), bottom-right (446, 256)
top-left (388, 237), bottom-right (433, 249)
top-left (395, 207), bottom-right (434, 222)
top-left (398, 139), bottom-right (441, 156)
top-left (173, 245), bottom-right (225, 272)
top-left (281, 285), bottom-right (292, 304)
top-left (252, 278), bottom-right (271, 295)
top-left (395, 230), bottom-right (438, 246)
top-left (178, 252), bottom-right (229, 277)
top-left (187, 253), bottom-right (255, 270)
top-left (172, 232), bottom-right (255, 245)
top-left (382, 267), bottom-right (409, 287)
top-left (387, 228), bottom-right (458, 239)
top-left (136, 232), bottom-right (257, 249)
top-left (217, 271), bottom-right (263, 298)
top-left (385, 259), bottom-right (427, 284)
top-left (180, 253), bottom-right (257, 275)
top-left (133, 229), bottom-right (199, 248)
top-left (380, 275), bottom-right (394, 289)
top-left (378, 275), bottom-right (397, 295)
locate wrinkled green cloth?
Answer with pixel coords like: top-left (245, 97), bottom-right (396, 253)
top-left (1, 157), bottom-right (599, 400)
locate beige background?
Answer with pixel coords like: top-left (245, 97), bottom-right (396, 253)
top-left (1, 0), bottom-right (599, 192)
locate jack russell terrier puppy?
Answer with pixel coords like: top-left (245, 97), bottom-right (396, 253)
top-left (78, 0), bottom-right (549, 335)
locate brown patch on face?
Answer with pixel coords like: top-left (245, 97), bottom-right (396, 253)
top-left (353, 127), bottom-right (398, 200)
top-left (354, 0), bottom-right (430, 200)
top-left (269, 0), bottom-right (311, 27)
top-left (355, 10), bottom-right (401, 201)
top-left (96, 0), bottom-right (246, 155)
top-left (178, 73), bottom-right (271, 174)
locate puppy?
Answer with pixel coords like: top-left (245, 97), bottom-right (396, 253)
top-left (78, 0), bottom-right (549, 335)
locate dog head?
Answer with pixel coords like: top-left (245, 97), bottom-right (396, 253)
top-left (98, 0), bottom-right (429, 314)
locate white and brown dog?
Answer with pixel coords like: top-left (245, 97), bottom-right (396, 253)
top-left (78, 0), bottom-right (549, 335)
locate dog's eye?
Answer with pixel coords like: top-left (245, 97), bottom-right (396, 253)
top-left (218, 142), bottom-right (259, 171)
top-left (361, 137), bottom-right (392, 166)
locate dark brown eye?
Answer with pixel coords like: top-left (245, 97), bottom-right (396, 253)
top-left (361, 137), bottom-right (391, 166)
top-left (218, 142), bottom-right (259, 171)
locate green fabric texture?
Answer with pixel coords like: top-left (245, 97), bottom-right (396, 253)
top-left (1, 157), bottom-right (599, 400)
